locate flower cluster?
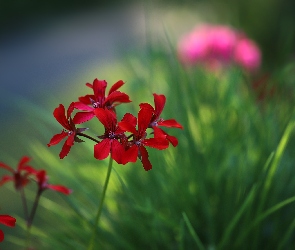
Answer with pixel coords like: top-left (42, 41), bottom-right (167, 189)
top-left (177, 24), bottom-right (261, 73)
top-left (0, 156), bottom-right (71, 242)
top-left (0, 156), bottom-right (71, 195)
top-left (48, 78), bottom-right (183, 171)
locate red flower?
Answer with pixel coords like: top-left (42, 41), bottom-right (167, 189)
top-left (140, 93), bottom-right (183, 146)
top-left (119, 107), bottom-right (169, 171)
top-left (35, 170), bottom-right (72, 195)
top-left (73, 79), bottom-right (131, 124)
top-left (47, 103), bottom-right (87, 159)
top-left (0, 156), bottom-right (37, 190)
top-left (0, 215), bottom-right (16, 242)
top-left (93, 108), bottom-right (126, 164)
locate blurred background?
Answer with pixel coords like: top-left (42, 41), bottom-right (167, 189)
top-left (1, 0), bottom-right (295, 156)
top-left (1, 0), bottom-right (295, 249)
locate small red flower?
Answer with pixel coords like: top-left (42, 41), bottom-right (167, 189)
top-left (0, 215), bottom-right (16, 242)
top-left (140, 93), bottom-right (183, 146)
top-left (93, 108), bottom-right (126, 164)
top-left (119, 106), bottom-right (169, 171)
top-left (0, 156), bottom-right (37, 190)
top-left (73, 79), bottom-right (131, 124)
top-left (35, 170), bottom-right (72, 195)
top-left (47, 103), bottom-right (87, 159)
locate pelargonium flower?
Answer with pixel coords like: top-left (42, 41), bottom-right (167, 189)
top-left (73, 79), bottom-right (131, 124)
top-left (0, 215), bottom-right (16, 242)
top-left (47, 103), bottom-right (87, 159)
top-left (93, 108), bottom-right (126, 164)
top-left (119, 106), bottom-right (169, 171)
top-left (0, 156), bottom-right (37, 190)
top-left (35, 170), bottom-right (72, 195)
top-left (140, 93), bottom-right (183, 146)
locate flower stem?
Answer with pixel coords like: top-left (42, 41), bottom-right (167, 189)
top-left (20, 188), bottom-right (29, 220)
top-left (26, 190), bottom-right (42, 249)
top-left (87, 157), bottom-right (113, 250)
top-left (77, 132), bottom-right (100, 143)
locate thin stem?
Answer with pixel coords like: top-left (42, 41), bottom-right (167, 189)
top-left (26, 190), bottom-right (42, 249)
top-left (27, 190), bottom-right (42, 228)
top-left (77, 132), bottom-right (100, 143)
top-left (20, 188), bottom-right (29, 220)
top-left (87, 157), bottom-right (113, 250)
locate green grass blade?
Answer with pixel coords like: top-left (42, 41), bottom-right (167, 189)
top-left (218, 185), bottom-right (256, 249)
top-left (235, 195), bottom-right (295, 246)
top-left (182, 212), bottom-right (206, 250)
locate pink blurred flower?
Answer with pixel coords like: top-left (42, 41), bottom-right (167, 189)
top-left (234, 37), bottom-right (261, 72)
top-left (207, 25), bottom-right (237, 61)
top-left (178, 25), bottom-right (209, 64)
top-left (177, 23), bottom-right (261, 73)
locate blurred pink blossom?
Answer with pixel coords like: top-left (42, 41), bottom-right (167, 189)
top-left (234, 38), bottom-right (261, 72)
top-left (177, 24), bottom-right (261, 73)
top-left (177, 25), bottom-right (209, 64)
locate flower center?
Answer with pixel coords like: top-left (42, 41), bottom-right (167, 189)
top-left (108, 131), bottom-right (116, 139)
top-left (92, 102), bottom-right (100, 108)
top-left (151, 118), bottom-right (164, 127)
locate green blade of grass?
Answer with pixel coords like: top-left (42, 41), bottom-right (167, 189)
top-left (218, 185), bottom-right (256, 249)
top-left (182, 212), bottom-right (206, 250)
top-left (235, 195), bottom-right (295, 247)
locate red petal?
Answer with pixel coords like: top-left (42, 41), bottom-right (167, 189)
top-left (47, 131), bottom-right (67, 146)
top-left (17, 156), bottom-right (31, 170)
top-left (153, 127), bottom-right (179, 147)
top-left (166, 135), bottom-right (178, 147)
top-left (118, 121), bottom-right (137, 134)
top-left (94, 108), bottom-right (116, 130)
top-left (93, 79), bottom-right (107, 100)
top-left (153, 93), bottom-right (166, 118)
top-left (53, 104), bottom-right (71, 130)
top-left (73, 111), bottom-right (95, 124)
top-left (0, 229), bottom-right (4, 242)
top-left (139, 146), bottom-right (152, 171)
top-left (86, 82), bottom-right (93, 88)
top-left (104, 91), bottom-right (131, 106)
top-left (110, 140), bottom-right (124, 164)
top-left (74, 100), bottom-right (93, 110)
top-left (66, 134), bottom-right (75, 146)
top-left (36, 170), bottom-right (47, 185)
top-left (67, 102), bottom-right (75, 118)
top-left (138, 107), bottom-right (153, 136)
top-left (94, 139), bottom-right (111, 160)
top-left (122, 145), bottom-right (138, 164)
top-left (0, 162), bottom-right (13, 173)
top-left (158, 119), bottom-right (183, 129)
top-left (59, 142), bottom-right (72, 159)
top-left (108, 80), bottom-right (125, 94)
top-left (47, 184), bottom-right (72, 195)
top-left (0, 176), bottom-right (13, 186)
top-left (143, 138), bottom-right (169, 150)
top-left (139, 103), bottom-right (154, 111)
top-left (0, 215), bottom-right (16, 227)
top-left (121, 113), bottom-right (137, 127)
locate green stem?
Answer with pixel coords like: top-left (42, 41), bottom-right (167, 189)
top-left (87, 157), bottom-right (113, 250)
